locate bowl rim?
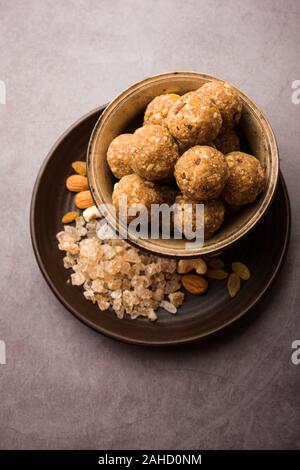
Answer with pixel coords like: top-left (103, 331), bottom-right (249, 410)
top-left (87, 71), bottom-right (279, 258)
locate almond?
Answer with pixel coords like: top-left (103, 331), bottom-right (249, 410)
top-left (72, 161), bottom-right (87, 176)
top-left (182, 274), bottom-right (208, 295)
top-left (206, 268), bottom-right (229, 280)
top-left (66, 175), bottom-right (89, 192)
top-left (207, 257), bottom-right (224, 269)
top-left (62, 211), bottom-right (80, 224)
top-left (74, 190), bottom-right (94, 209)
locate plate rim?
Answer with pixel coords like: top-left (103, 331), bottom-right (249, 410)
top-left (30, 107), bottom-right (291, 347)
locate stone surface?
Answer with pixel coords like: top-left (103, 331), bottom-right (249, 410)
top-left (0, 0), bottom-right (299, 450)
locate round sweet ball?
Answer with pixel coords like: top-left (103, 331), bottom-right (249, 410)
top-left (214, 129), bottom-right (240, 154)
top-left (144, 94), bottom-right (180, 128)
top-left (174, 145), bottom-right (229, 201)
top-left (157, 186), bottom-right (178, 206)
top-left (180, 91), bottom-right (196, 100)
top-left (131, 125), bottom-right (180, 181)
top-left (174, 194), bottom-right (225, 239)
top-left (107, 134), bottom-right (134, 179)
top-left (197, 81), bottom-right (242, 132)
top-left (112, 174), bottom-right (161, 221)
top-left (222, 151), bottom-right (265, 205)
top-left (157, 186), bottom-right (178, 233)
top-left (167, 92), bottom-right (222, 147)
top-left (177, 140), bottom-right (190, 155)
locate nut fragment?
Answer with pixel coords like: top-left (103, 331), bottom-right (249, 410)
top-left (82, 205), bottom-right (101, 222)
top-left (74, 190), bottom-right (94, 209)
top-left (231, 261), bottom-right (251, 280)
top-left (160, 300), bottom-right (177, 314)
top-left (227, 272), bottom-right (241, 297)
top-left (206, 268), bottom-right (229, 280)
top-left (62, 211), bottom-right (80, 224)
top-left (168, 291), bottom-right (185, 308)
top-left (207, 257), bottom-right (224, 269)
top-left (182, 274), bottom-right (208, 295)
top-left (72, 161), bottom-right (87, 176)
top-left (177, 258), bottom-right (207, 275)
top-left (66, 174), bottom-right (89, 192)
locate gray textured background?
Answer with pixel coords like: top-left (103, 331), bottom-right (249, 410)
top-left (0, 0), bottom-right (300, 450)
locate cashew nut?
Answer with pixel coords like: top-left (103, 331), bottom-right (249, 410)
top-left (177, 258), bottom-right (207, 275)
top-left (82, 205), bottom-right (101, 222)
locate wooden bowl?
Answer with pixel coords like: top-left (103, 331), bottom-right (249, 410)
top-left (87, 72), bottom-right (279, 258)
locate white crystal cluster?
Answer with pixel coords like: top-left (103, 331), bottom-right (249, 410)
top-left (56, 216), bottom-right (184, 321)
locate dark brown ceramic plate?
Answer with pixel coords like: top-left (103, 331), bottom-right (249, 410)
top-left (30, 107), bottom-right (291, 346)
